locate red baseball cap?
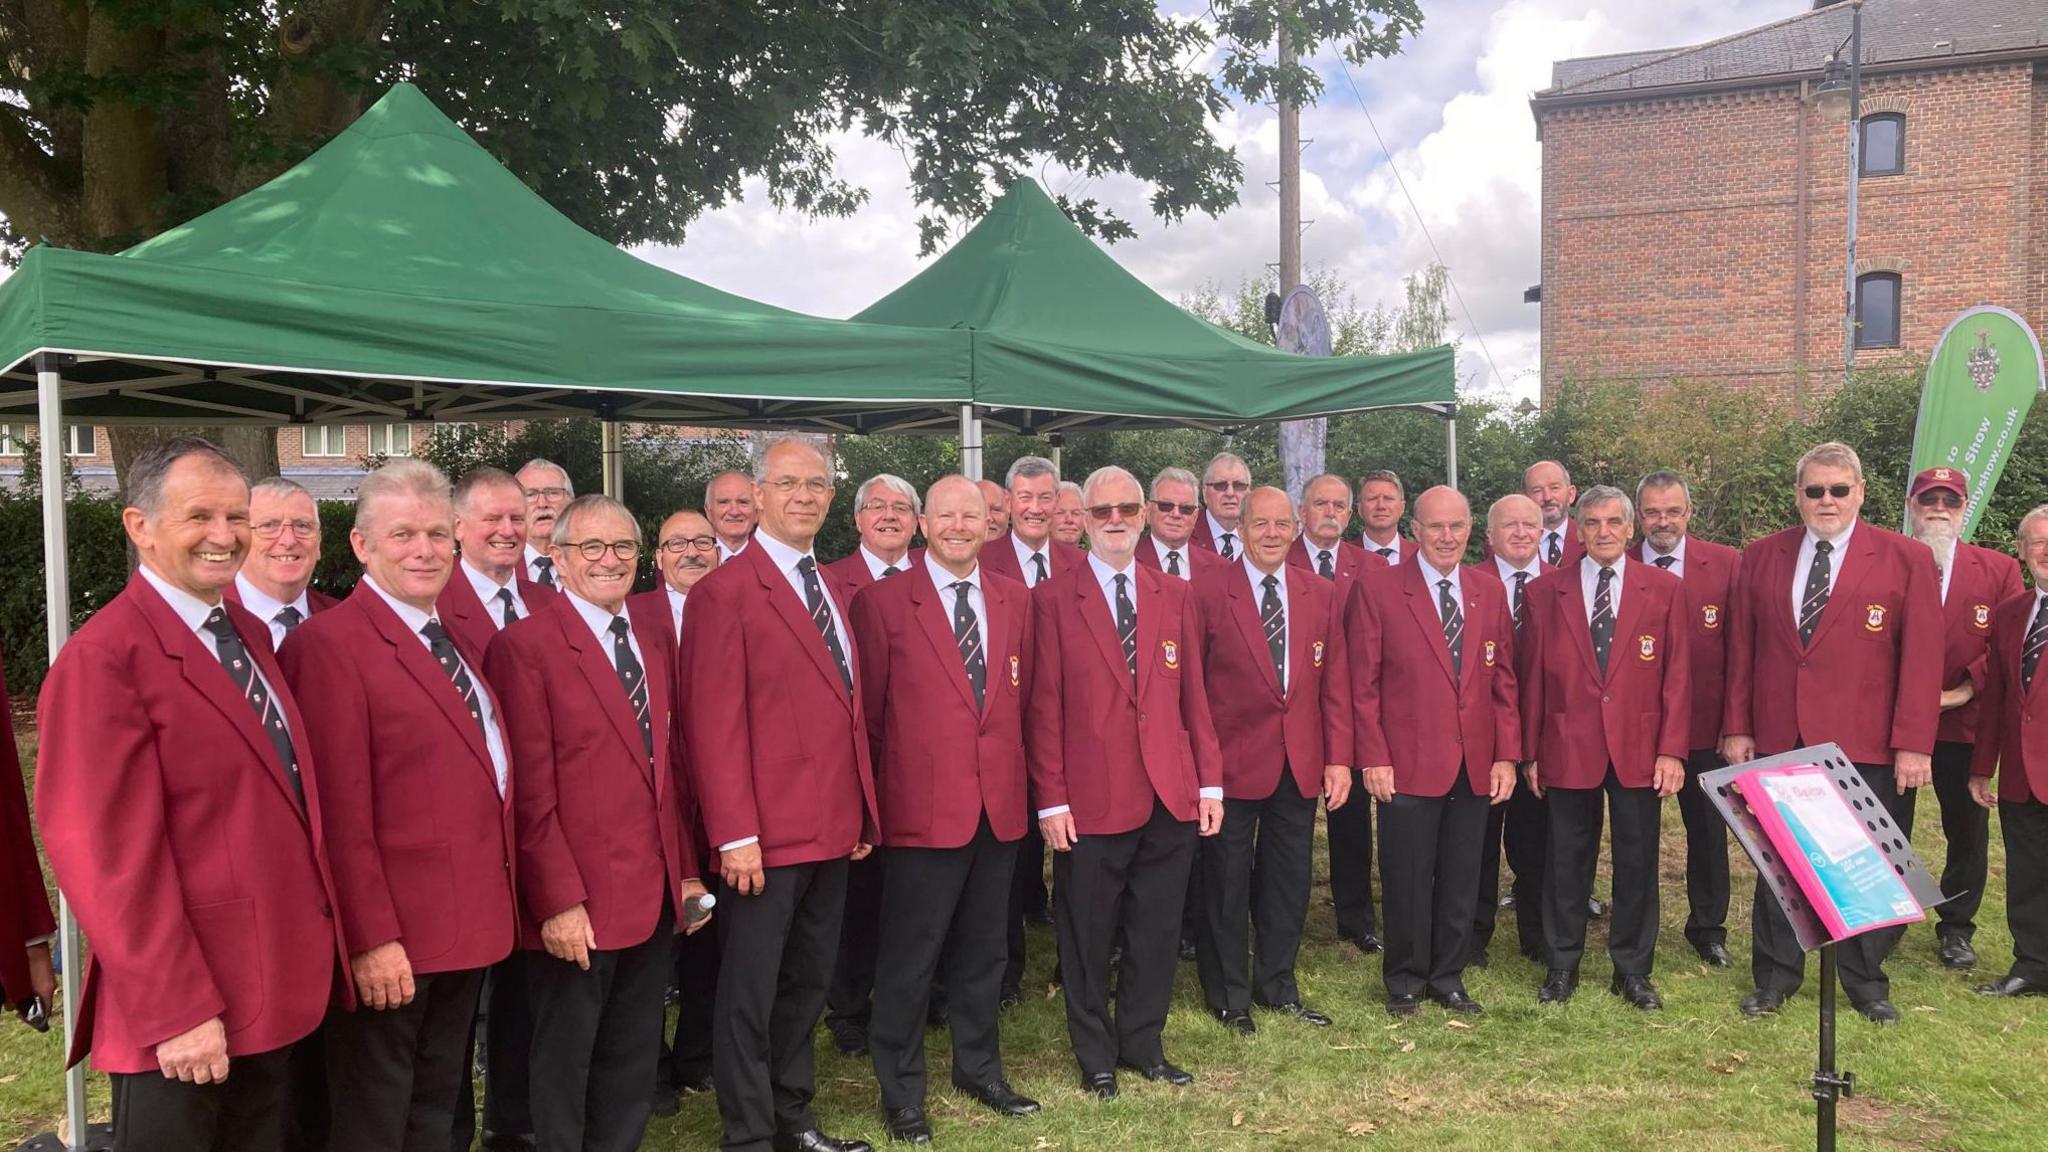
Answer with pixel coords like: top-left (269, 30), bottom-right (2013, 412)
top-left (1909, 466), bottom-right (1968, 500)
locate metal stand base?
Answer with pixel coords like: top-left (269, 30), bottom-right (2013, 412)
top-left (17, 1125), bottom-right (113, 1152)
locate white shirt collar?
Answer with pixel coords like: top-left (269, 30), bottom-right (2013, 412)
top-left (1494, 553), bottom-right (1541, 581)
top-left (563, 588), bottom-right (632, 645)
top-left (1205, 512), bottom-right (1237, 544)
top-left (360, 574), bottom-right (438, 635)
top-left (233, 573), bottom-right (310, 624)
top-left (1088, 550), bottom-right (1138, 590)
top-left (1245, 555), bottom-right (1287, 596)
top-left (1304, 536), bottom-right (1343, 559)
top-left (523, 542), bottom-right (551, 568)
top-left (926, 553), bottom-right (982, 597)
top-left (1646, 536), bottom-right (1688, 567)
top-left (861, 545), bottom-right (910, 580)
top-left (1011, 531), bottom-right (1051, 565)
top-left (752, 527), bottom-right (819, 577)
top-left (1803, 519), bottom-right (1856, 552)
top-left (1361, 533), bottom-right (1401, 559)
top-left (462, 554), bottom-right (519, 593)
top-left (1418, 556), bottom-right (1463, 600)
top-left (138, 563), bottom-right (222, 633)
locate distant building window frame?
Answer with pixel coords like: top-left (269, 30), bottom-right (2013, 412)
top-left (0, 425), bottom-right (20, 456)
top-left (368, 423), bottom-right (414, 457)
top-left (64, 424), bottom-right (95, 457)
top-left (1859, 113), bottom-right (1904, 177)
top-left (303, 425), bottom-right (348, 458)
top-left (1855, 272), bottom-right (1902, 350)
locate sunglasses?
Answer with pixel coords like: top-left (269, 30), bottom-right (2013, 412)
top-left (1915, 490), bottom-right (1964, 509)
top-left (1153, 500), bottom-right (1198, 516)
top-left (1086, 503), bottom-right (1145, 522)
top-left (1802, 484), bottom-right (1855, 500)
top-left (1206, 480), bottom-right (1250, 493)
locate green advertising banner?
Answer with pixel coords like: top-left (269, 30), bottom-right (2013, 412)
top-left (1905, 306), bottom-right (2046, 540)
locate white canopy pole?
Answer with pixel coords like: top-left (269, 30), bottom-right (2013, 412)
top-left (1444, 404), bottom-right (1460, 491)
top-left (958, 404), bottom-right (982, 480)
top-left (600, 419), bottom-right (625, 499)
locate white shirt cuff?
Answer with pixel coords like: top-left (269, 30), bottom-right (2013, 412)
top-left (24, 933), bottom-right (54, 948)
top-left (1199, 787), bottom-right (1224, 801)
top-left (1036, 805), bottom-right (1071, 819)
top-left (717, 837), bottom-right (759, 851)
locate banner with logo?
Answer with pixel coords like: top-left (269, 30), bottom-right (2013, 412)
top-left (1904, 306), bottom-right (2046, 539)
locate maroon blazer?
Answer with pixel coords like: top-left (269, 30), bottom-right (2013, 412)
top-left (1286, 536), bottom-right (1369, 585)
top-left (1468, 557), bottom-right (1556, 629)
top-left (485, 593), bottom-right (696, 952)
top-left (1136, 536), bottom-right (1228, 580)
top-left (437, 567), bottom-right (527, 663)
top-left (1971, 591), bottom-right (2048, 802)
top-left (1516, 562), bottom-right (1691, 789)
top-left (1190, 562), bottom-right (1353, 800)
top-left (223, 581), bottom-right (341, 615)
top-left (1026, 562), bottom-right (1224, 834)
top-left (678, 539), bottom-right (880, 868)
top-left (1537, 526), bottom-right (1585, 568)
top-left (0, 641), bottom-right (56, 1008)
top-left (851, 566), bottom-right (1033, 848)
top-left (1937, 542), bottom-right (2025, 744)
top-left (1633, 539), bottom-right (1741, 751)
top-left (36, 575), bottom-right (348, 1073)
top-left (824, 548), bottom-right (925, 607)
top-left (279, 585), bottom-right (517, 975)
top-left (627, 586), bottom-right (682, 646)
top-left (1724, 522), bottom-right (1944, 763)
top-left (1346, 559), bottom-right (1522, 797)
top-left (980, 533), bottom-right (1085, 589)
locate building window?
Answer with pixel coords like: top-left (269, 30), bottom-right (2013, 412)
top-left (1860, 113), bottom-right (1904, 177)
top-left (0, 425), bottom-right (19, 456)
top-left (64, 424), bottom-right (95, 457)
top-left (303, 425), bottom-right (348, 458)
top-left (367, 423), bottom-right (414, 457)
top-left (1855, 272), bottom-right (1901, 349)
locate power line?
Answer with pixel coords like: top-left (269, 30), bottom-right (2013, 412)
top-left (1336, 58), bottom-right (1511, 395)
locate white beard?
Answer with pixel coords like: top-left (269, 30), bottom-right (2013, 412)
top-left (1915, 524), bottom-right (1958, 572)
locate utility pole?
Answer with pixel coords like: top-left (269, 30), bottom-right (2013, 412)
top-left (1274, 7), bottom-right (1325, 500)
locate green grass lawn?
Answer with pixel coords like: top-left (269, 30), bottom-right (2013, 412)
top-left (7, 726), bottom-right (2047, 1150)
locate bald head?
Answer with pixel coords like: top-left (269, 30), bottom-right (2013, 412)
top-left (1411, 486), bottom-right (1472, 574)
top-left (1487, 493), bottom-right (1542, 568)
top-left (655, 509), bottom-right (719, 595)
top-left (1243, 486), bottom-right (1297, 573)
top-left (1523, 460), bottom-right (1576, 530)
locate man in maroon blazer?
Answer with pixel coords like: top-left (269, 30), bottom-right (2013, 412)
top-left (1473, 494), bottom-right (1551, 966)
top-left (515, 458), bottom-right (574, 593)
top-left (632, 509), bottom-right (721, 644)
top-left (1287, 473), bottom-right (1368, 585)
top-left (976, 480), bottom-right (1009, 541)
top-left (1137, 467), bottom-right (1225, 582)
top-left (0, 638), bottom-right (56, 1027)
top-left (1190, 488), bottom-right (1351, 1034)
top-left (1722, 441), bottom-right (1943, 1024)
top-left (1030, 464), bottom-right (1223, 1099)
top-left (1190, 452), bottom-right (1251, 558)
top-left (1526, 460), bottom-right (1585, 568)
top-left (486, 493), bottom-right (708, 1152)
top-left (850, 475), bottom-right (1041, 1143)
top-left (706, 469), bottom-right (759, 560)
top-left (278, 459), bottom-right (518, 1149)
top-left (1907, 466), bottom-right (2025, 971)
top-left (1356, 470), bottom-right (1410, 567)
top-left (1634, 470), bottom-right (1745, 968)
top-left (1967, 505), bottom-right (2048, 998)
top-left (679, 437), bottom-right (880, 1152)
top-left (37, 436), bottom-right (348, 1152)
top-left (228, 477), bottom-right (337, 648)
top-left (1517, 486), bottom-right (1690, 1010)
top-left (1053, 481), bottom-right (1088, 549)
top-left (981, 456), bottom-right (1083, 590)
top-left (1348, 485), bottom-right (1520, 1018)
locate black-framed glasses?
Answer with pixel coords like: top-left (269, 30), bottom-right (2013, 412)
top-left (1915, 490), bottom-right (1964, 509)
top-left (1086, 502), bottom-right (1145, 522)
top-left (521, 486), bottom-right (569, 500)
top-left (1153, 500), bottom-right (1197, 516)
top-left (566, 539), bottom-right (640, 561)
top-left (1206, 479), bottom-right (1250, 493)
top-left (253, 518), bottom-right (319, 539)
top-left (658, 535), bottom-right (718, 554)
top-left (1802, 484), bottom-right (1855, 500)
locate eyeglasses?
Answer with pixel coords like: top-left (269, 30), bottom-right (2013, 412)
top-left (1206, 480), bottom-right (1250, 493)
top-left (1417, 520), bottom-right (1471, 536)
top-left (658, 535), bottom-right (718, 554)
top-left (859, 500), bottom-right (916, 516)
top-left (1086, 503), bottom-right (1145, 522)
top-left (1802, 484), bottom-right (1855, 500)
top-left (253, 518), bottom-right (319, 539)
top-left (1915, 490), bottom-right (1964, 509)
top-left (764, 477), bottom-right (833, 496)
top-left (565, 539), bottom-right (640, 561)
top-left (1153, 500), bottom-right (1198, 516)
top-left (521, 486), bottom-right (569, 500)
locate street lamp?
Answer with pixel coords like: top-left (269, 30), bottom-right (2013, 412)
top-left (1810, 1), bottom-right (1863, 391)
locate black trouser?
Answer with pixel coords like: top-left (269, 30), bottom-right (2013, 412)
top-left (825, 852), bottom-right (883, 1033)
top-left (1676, 747), bottom-right (1732, 949)
top-left (714, 858), bottom-right (848, 1152)
top-left (323, 968), bottom-right (486, 1152)
top-left (871, 819), bottom-right (1017, 1112)
top-left (280, 1028), bottom-right (328, 1152)
top-left (527, 900), bottom-right (675, 1152)
top-left (1752, 760), bottom-right (1915, 1004)
top-left (1543, 768), bottom-right (1661, 977)
top-left (1930, 740), bottom-right (1990, 939)
top-left (656, 883), bottom-right (722, 1095)
top-left (111, 1046), bottom-right (292, 1152)
top-left (452, 952), bottom-right (534, 1150)
top-left (1005, 827), bottom-right (1048, 993)
top-left (1195, 774), bottom-right (1316, 1012)
top-left (1999, 798), bottom-right (2048, 984)
top-left (1052, 799), bottom-right (1195, 1076)
top-left (1474, 786), bottom-right (1547, 958)
top-left (1326, 768), bottom-right (1378, 941)
top-left (1378, 773), bottom-right (1488, 1000)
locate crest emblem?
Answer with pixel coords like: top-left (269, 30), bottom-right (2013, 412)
top-left (1701, 603), bottom-right (1721, 629)
top-left (1974, 603), bottom-right (1990, 629)
top-left (1009, 654), bottom-right (1021, 687)
top-left (1483, 639), bottom-right (1497, 668)
top-left (1312, 640), bottom-right (1325, 668)
top-left (1162, 639), bottom-right (1180, 669)
top-left (1865, 604), bottom-right (1887, 632)
top-left (1968, 330), bottom-right (2001, 391)
top-left (1639, 634), bottom-right (1656, 661)
top-left (1934, 467), bottom-right (1954, 481)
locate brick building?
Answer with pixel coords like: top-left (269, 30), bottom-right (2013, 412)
top-left (0, 422), bottom-right (442, 497)
top-left (1531, 0), bottom-right (2048, 409)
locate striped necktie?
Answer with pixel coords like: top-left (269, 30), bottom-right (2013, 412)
top-left (1260, 573), bottom-right (1286, 689)
top-left (1114, 574), bottom-right (1138, 685)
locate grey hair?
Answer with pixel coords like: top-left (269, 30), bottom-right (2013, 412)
top-left (1006, 455), bottom-right (1059, 488)
top-left (517, 458), bottom-right (574, 496)
top-left (251, 476), bottom-right (312, 503)
top-left (551, 493), bottom-right (643, 548)
top-left (1150, 466), bottom-right (1199, 498)
top-left (1574, 484), bottom-right (1634, 524)
top-left (753, 436), bottom-right (830, 482)
top-left (1202, 451), bottom-right (1250, 482)
top-left (2017, 504), bottom-right (2048, 542)
top-left (1359, 469), bottom-right (1405, 497)
top-left (1057, 480), bottom-right (1084, 501)
top-left (453, 466), bottom-right (523, 514)
top-left (1796, 441), bottom-right (1864, 485)
top-left (126, 436), bottom-right (245, 518)
top-left (355, 458), bottom-right (454, 534)
top-left (1081, 465), bottom-right (1142, 505)
top-left (1635, 469), bottom-right (1692, 509)
top-left (702, 470), bottom-right (753, 514)
top-left (855, 473), bottom-right (922, 517)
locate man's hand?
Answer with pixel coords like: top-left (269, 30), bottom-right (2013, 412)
top-left (541, 904), bottom-right (598, 971)
top-left (156, 1017), bottom-right (229, 1083)
top-left (678, 878), bottom-right (712, 936)
top-left (1652, 755), bottom-right (1686, 799)
top-left (1198, 797), bottom-right (1224, 836)
top-left (1362, 766), bottom-right (1395, 805)
top-left (1719, 735), bottom-right (1755, 765)
top-left (1040, 811), bottom-right (1078, 852)
top-left (720, 842), bottom-right (766, 896)
top-left (850, 842), bottom-right (874, 862)
top-left (1521, 762), bottom-right (1544, 799)
top-left (1894, 749), bottom-right (1933, 792)
top-left (1488, 761), bottom-right (1517, 805)
top-left (350, 941), bottom-right (416, 1010)
top-left (24, 942), bottom-right (54, 1014)
top-left (1940, 682), bottom-right (1976, 711)
top-left (1322, 765), bottom-right (1352, 812)
top-left (1969, 776), bottom-right (1998, 810)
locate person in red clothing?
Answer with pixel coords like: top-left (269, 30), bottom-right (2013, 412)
top-left (1524, 460), bottom-right (1583, 568)
top-left (0, 641), bottom-right (56, 1028)
top-left (1473, 493), bottom-right (1551, 967)
top-left (228, 477), bottom-right (336, 647)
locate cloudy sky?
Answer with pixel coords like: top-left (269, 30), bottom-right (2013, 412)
top-left (639, 0), bottom-right (1796, 403)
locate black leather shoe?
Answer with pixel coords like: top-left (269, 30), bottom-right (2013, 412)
top-left (1519, 942), bottom-right (1544, 963)
top-left (1499, 892), bottom-right (1517, 909)
top-left (952, 1076), bottom-right (1040, 1116)
top-left (827, 1020), bottom-right (870, 1057)
top-left (1975, 974), bottom-right (2047, 998)
top-left (882, 1108), bottom-right (932, 1145)
top-left (1430, 990), bottom-right (1484, 1015)
top-left (1739, 988), bottom-right (1784, 1017)
top-left (677, 1072), bottom-right (716, 1094)
top-left (1611, 973), bottom-right (1663, 1010)
top-left (1465, 949), bottom-right (1490, 970)
top-left (481, 1135), bottom-right (537, 1152)
top-left (1213, 1008), bottom-right (1256, 1035)
top-left (773, 1130), bottom-right (874, 1152)
top-left (1178, 937), bottom-right (1198, 962)
top-left (1694, 941), bottom-right (1733, 968)
top-left (1120, 1060), bottom-right (1194, 1086)
top-left (1854, 998), bottom-right (1900, 1025)
top-left (1256, 999), bottom-right (1332, 1027)
top-left (1351, 932), bottom-right (1383, 956)
top-left (998, 985), bottom-right (1022, 1011)
top-left (1588, 896), bottom-right (1608, 919)
top-left (1082, 1071), bottom-right (1118, 1101)
top-left (1386, 993), bottom-right (1422, 1017)
top-left (1537, 969), bottom-right (1578, 1004)
top-left (1938, 933), bottom-right (1978, 970)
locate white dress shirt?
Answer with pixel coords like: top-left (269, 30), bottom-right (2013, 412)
top-left (753, 530), bottom-right (852, 664)
top-left (1792, 520), bottom-right (1857, 628)
top-left (523, 543), bottom-right (556, 588)
top-left (926, 553), bottom-right (987, 658)
top-left (234, 573), bottom-right (314, 650)
top-left (139, 564), bottom-right (288, 736)
top-left (1579, 554), bottom-right (1626, 628)
top-left (716, 537), bottom-right (750, 562)
top-left (1245, 557), bottom-right (1290, 692)
top-left (1541, 525), bottom-right (1572, 565)
top-left (1205, 512), bottom-right (1239, 559)
top-left (861, 546), bottom-right (911, 581)
top-left (562, 589), bottom-right (647, 674)
top-left (1150, 534), bottom-right (1195, 580)
top-left (1492, 554), bottom-right (1541, 621)
top-left (1643, 535), bottom-right (1687, 578)
top-left (1362, 535), bottom-right (1403, 564)
top-left (666, 584), bottom-right (687, 637)
top-left (1419, 556), bottom-right (1464, 611)
top-left (462, 557), bottom-right (528, 631)
top-left (1011, 532), bottom-right (1056, 587)
top-left (1931, 538), bottom-right (1957, 604)
top-left (362, 575), bottom-right (508, 795)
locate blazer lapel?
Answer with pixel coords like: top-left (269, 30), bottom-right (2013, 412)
top-left (1135, 567), bottom-right (1165, 700)
top-left (1769, 535), bottom-right (1806, 648)
top-left (554, 599), bottom-right (655, 786)
top-left (630, 608), bottom-right (672, 802)
top-left (913, 574), bottom-right (981, 715)
top-left (1942, 546), bottom-right (1979, 626)
top-left (1809, 525), bottom-right (1876, 649)
top-left (1565, 576), bottom-right (1603, 683)
top-left (1077, 572), bottom-right (1138, 702)
top-left (356, 589), bottom-right (497, 786)
top-left (1607, 566), bottom-right (1650, 686)
top-left (1402, 563), bottom-right (1458, 686)
top-left (1228, 572), bottom-right (1283, 699)
top-left (981, 578), bottom-right (1012, 719)
top-left (750, 544), bottom-right (855, 713)
top-left (1284, 578), bottom-right (1324, 702)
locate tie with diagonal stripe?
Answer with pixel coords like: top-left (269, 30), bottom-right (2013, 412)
top-left (1376, 547), bottom-right (1395, 564)
top-left (1512, 571), bottom-right (1528, 632)
top-left (422, 620), bottom-right (492, 746)
top-left (1031, 553), bottom-right (1049, 587)
top-left (274, 605), bottom-right (303, 637)
top-left (1653, 554), bottom-right (1676, 571)
top-left (1799, 539), bottom-right (1834, 647)
top-left (2024, 597), bottom-right (2048, 691)
top-left (608, 616), bottom-right (653, 761)
top-left (1166, 550), bottom-right (1182, 578)
top-left (533, 556), bottom-right (556, 589)
top-left (1260, 573), bottom-right (1286, 690)
top-left (1114, 573), bottom-right (1138, 686)
top-left (1437, 577), bottom-right (1464, 677)
top-left (1219, 533), bottom-right (1236, 560)
top-left (1546, 533), bottom-right (1562, 566)
top-left (202, 607), bottom-right (303, 807)
top-left (495, 587), bottom-right (520, 628)
top-left (797, 556), bottom-right (854, 692)
top-left (1591, 566), bottom-right (1616, 674)
top-left (952, 581), bottom-right (985, 709)
top-left (1317, 549), bottom-right (1335, 580)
